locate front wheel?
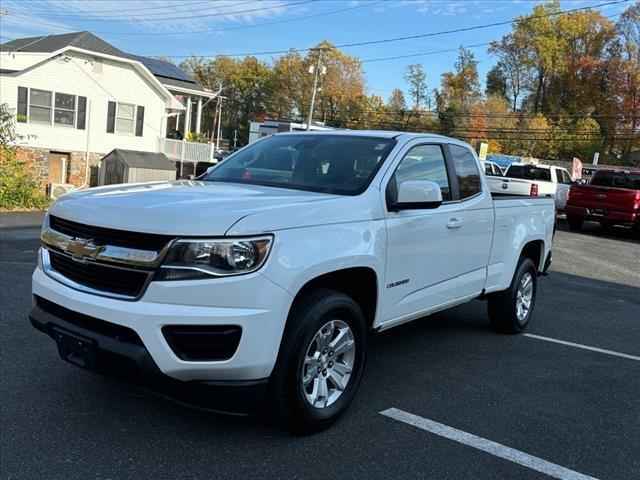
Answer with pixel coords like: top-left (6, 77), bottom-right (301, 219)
top-left (267, 289), bottom-right (367, 433)
top-left (487, 257), bottom-right (537, 334)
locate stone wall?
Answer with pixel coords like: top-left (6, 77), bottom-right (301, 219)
top-left (16, 147), bottom-right (104, 191)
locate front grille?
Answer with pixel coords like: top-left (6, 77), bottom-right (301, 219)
top-left (50, 215), bottom-right (173, 251)
top-left (49, 250), bottom-right (151, 298)
top-left (34, 296), bottom-right (144, 346)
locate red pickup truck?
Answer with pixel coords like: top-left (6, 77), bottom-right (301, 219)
top-left (566, 169), bottom-right (640, 233)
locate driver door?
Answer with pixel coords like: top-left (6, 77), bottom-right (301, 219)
top-left (380, 143), bottom-right (466, 324)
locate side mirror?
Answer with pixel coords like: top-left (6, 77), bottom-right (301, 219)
top-left (393, 180), bottom-right (443, 211)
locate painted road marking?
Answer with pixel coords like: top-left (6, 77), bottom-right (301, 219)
top-left (523, 333), bottom-right (640, 362)
top-left (380, 408), bottom-right (599, 480)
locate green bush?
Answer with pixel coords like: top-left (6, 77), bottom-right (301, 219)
top-left (0, 103), bottom-right (50, 210)
top-left (0, 147), bottom-right (50, 210)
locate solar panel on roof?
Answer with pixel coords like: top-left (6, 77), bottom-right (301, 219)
top-left (130, 54), bottom-right (196, 83)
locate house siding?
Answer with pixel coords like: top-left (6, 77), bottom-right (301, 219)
top-left (1, 51), bottom-right (167, 156)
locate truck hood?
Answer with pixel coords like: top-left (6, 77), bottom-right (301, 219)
top-left (50, 181), bottom-right (378, 236)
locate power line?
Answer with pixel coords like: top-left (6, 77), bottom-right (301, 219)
top-left (159, 0), bottom-right (630, 58)
top-left (9, 0), bottom-right (313, 23)
top-left (22, 0), bottom-right (216, 17)
top-left (94, 0), bottom-right (386, 36)
top-left (362, 43), bottom-right (492, 63)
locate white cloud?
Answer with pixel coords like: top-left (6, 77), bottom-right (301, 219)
top-left (0, 0), bottom-right (303, 38)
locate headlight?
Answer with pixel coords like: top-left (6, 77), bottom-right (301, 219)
top-left (157, 236), bottom-right (272, 280)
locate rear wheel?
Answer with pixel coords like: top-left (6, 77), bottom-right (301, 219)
top-left (567, 213), bottom-right (583, 232)
top-left (488, 257), bottom-right (537, 334)
top-left (267, 289), bottom-right (367, 433)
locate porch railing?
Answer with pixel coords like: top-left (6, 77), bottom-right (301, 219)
top-left (158, 137), bottom-right (215, 163)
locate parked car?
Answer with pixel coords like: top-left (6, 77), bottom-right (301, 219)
top-left (487, 163), bottom-right (573, 211)
top-left (31, 131), bottom-right (555, 432)
top-left (566, 169), bottom-right (640, 233)
top-left (480, 160), bottom-right (505, 177)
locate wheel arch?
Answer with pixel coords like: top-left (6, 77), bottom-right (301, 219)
top-left (288, 267), bottom-right (379, 331)
top-left (519, 239), bottom-right (545, 272)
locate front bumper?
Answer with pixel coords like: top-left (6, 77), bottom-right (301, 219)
top-left (32, 258), bottom-right (293, 383)
top-left (29, 304), bottom-right (268, 414)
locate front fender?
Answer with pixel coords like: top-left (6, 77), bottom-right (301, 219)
top-left (259, 220), bottom-right (386, 310)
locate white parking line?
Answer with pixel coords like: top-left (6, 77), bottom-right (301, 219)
top-left (523, 334), bottom-right (640, 362)
top-left (380, 408), bottom-right (599, 480)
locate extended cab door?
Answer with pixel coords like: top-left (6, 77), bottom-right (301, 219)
top-left (446, 144), bottom-right (494, 298)
top-left (380, 143), bottom-right (467, 324)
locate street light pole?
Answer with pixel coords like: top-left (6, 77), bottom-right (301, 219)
top-left (306, 50), bottom-right (323, 131)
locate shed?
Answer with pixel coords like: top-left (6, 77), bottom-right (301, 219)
top-left (99, 149), bottom-right (176, 185)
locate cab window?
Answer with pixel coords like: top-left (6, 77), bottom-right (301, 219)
top-left (394, 144), bottom-right (451, 201)
top-left (449, 145), bottom-right (481, 199)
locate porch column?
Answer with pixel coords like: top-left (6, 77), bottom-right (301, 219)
top-left (185, 95), bottom-right (192, 134)
top-left (195, 98), bottom-right (202, 134)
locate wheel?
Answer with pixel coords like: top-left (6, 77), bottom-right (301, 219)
top-left (487, 257), bottom-right (537, 334)
top-left (567, 213), bottom-right (583, 232)
top-left (267, 288), bottom-right (367, 433)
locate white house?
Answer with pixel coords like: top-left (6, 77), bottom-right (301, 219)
top-left (0, 31), bottom-right (218, 192)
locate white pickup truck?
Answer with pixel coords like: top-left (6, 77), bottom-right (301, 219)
top-left (487, 163), bottom-right (573, 212)
top-left (31, 131), bottom-right (555, 432)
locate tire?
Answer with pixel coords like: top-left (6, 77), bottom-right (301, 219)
top-left (567, 213), bottom-right (583, 232)
top-left (487, 257), bottom-right (537, 334)
top-left (267, 288), bottom-right (367, 433)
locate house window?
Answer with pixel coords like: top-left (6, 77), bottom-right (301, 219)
top-left (54, 93), bottom-right (76, 126)
top-left (29, 89), bottom-right (52, 124)
top-left (116, 103), bottom-right (135, 133)
top-left (21, 87), bottom-right (84, 128)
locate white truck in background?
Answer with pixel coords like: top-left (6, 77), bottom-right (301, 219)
top-left (31, 131), bottom-right (555, 432)
top-left (487, 164), bottom-right (573, 212)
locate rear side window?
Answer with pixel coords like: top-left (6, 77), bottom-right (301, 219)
top-left (507, 165), bottom-right (552, 182)
top-left (449, 145), bottom-right (481, 199)
top-left (394, 144), bottom-right (451, 201)
top-left (591, 171), bottom-right (640, 190)
top-left (557, 169), bottom-right (572, 184)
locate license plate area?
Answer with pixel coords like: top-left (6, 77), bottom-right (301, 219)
top-left (590, 209), bottom-right (607, 217)
top-left (51, 327), bottom-right (100, 372)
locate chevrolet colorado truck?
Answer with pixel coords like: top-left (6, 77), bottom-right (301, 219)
top-left (566, 169), bottom-right (640, 233)
top-left (31, 131), bottom-right (555, 432)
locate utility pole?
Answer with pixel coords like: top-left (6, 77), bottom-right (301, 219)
top-left (215, 96), bottom-right (223, 151)
top-left (306, 49), bottom-right (326, 131)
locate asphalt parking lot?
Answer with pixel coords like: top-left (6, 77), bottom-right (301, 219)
top-left (1, 214), bottom-right (638, 480)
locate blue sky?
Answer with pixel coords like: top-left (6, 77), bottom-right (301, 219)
top-left (0, 0), bottom-right (630, 100)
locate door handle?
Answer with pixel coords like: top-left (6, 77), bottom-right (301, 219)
top-left (447, 218), bottom-right (463, 229)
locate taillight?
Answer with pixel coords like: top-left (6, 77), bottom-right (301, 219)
top-left (530, 183), bottom-right (538, 196)
top-left (635, 191), bottom-right (640, 210)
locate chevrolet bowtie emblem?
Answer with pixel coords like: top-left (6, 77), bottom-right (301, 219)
top-left (65, 238), bottom-right (104, 261)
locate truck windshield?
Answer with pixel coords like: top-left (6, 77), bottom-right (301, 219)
top-left (202, 134), bottom-right (396, 195)
top-left (590, 171), bottom-right (640, 190)
top-left (506, 165), bottom-right (552, 181)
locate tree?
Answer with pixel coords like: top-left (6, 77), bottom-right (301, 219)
top-left (439, 46), bottom-right (482, 112)
top-left (387, 88), bottom-right (407, 112)
top-left (488, 33), bottom-right (529, 111)
top-left (485, 64), bottom-right (508, 100)
top-left (270, 50), bottom-right (307, 119)
top-left (404, 64), bottom-right (428, 109)
top-left (310, 42), bottom-right (366, 125)
top-left (0, 104), bottom-right (49, 209)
